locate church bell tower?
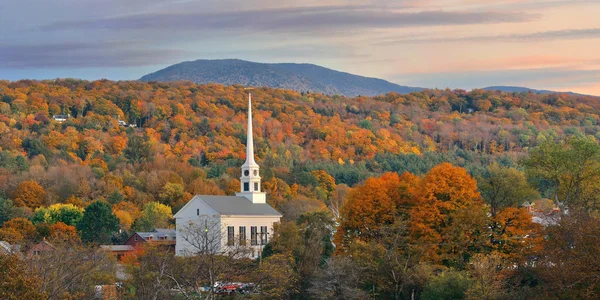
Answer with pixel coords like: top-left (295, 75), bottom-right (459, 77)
top-left (237, 93), bottom-right (266, 204)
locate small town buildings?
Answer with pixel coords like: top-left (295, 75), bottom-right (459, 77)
top-left (174, 94), bottom-right (282, 257)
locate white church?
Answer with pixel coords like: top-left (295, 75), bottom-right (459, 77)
top-left (174, 94), bottom-right (282, 257)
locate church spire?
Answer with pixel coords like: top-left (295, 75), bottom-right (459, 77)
top-left (237, 93), bottom-right (266, 204)
top-left (243, 93), bottom-right (258, 167)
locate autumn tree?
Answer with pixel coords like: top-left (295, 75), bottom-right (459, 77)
top-left (333, 172), bottom-right (408, 250)
top-left (0, 254), bottom-right (46, 300)
top-left (76, 201), bottom-right (120, 244)
top-left (489, 207), bottom-right (542, 262)
top-left (13, 180), bottom-right (46, 209)
top-left (49, 222), bottom-right (80, 243)
top-left (410, 163), bottom-right (488, 267)
top-left (2, 217), bottom-right (36, 242)
top-left (312, 170), bottom-right (336, 202)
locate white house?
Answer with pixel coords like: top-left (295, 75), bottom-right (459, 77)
top-left (174, 94), bottom-right (282, 257)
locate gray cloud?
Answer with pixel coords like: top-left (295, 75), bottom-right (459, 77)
top-left (41, 6), bottom-right (539, 33)
top-left (378, 28), bottom-right (600, 45)
top-left (0, 42), bottom-right (191, 68)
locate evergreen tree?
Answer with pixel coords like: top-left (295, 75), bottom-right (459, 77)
top-left (77, 201), bottom-right (119, 244)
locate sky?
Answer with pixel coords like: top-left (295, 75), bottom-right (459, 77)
top-left (1, 0), bottom-right (600, 95)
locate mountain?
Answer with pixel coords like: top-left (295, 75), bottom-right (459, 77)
top-left (140, 59), bottom-right (423, 97)
top-left (482, 86), bottom-right (581, 95)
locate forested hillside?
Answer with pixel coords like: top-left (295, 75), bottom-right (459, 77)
top-left (3, 79), bottom-right (600, 298)
top-left (139, 59), bottom-right (423, 96)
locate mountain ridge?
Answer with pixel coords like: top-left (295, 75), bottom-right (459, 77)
top-left (140, 59), bottom-right (423, 97)
top-left (481, 85), bottom-right (584, 96)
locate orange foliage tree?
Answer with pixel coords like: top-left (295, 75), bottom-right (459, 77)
top-left (2, 217), bottom-right (37, 241)
top-left (333, 172), bottom-right (417, 251)
top-left (13, 180), bottom-right (46, 209)
top-left (409, 163), bottom-right (488, 266)
top-left (49, 222), bottom-right (80, 243)
top-left (490, 207), bottom-right (542, 262)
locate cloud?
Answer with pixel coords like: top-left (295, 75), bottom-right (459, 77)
top-left (0, 42), bottom-right (191, 68)
top-left (41, 6), bottom-right (539, 34)
top-left (378, 28), bottom-right (600, 45)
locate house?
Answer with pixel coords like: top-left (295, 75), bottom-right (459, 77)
top-left (100, 245), bottom-right (135, 261)
top-left (28, 239), bottom-right (55, 257)
top-left (52, 114), bottom-right (70, 122)
top-left (124, 228), bottom-right (176, 251)
top-left (174, 94), bottom-right (282, 258)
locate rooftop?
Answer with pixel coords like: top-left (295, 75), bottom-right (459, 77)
top-left (192, 195), bottom-right (282, 217)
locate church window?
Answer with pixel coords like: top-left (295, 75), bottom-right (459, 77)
top-left (239, 226), bottom-right (246, 245)
top-left (260, 226), bottom-right (268, 245)
top-left (244, 170), bottom-right (249, 176)
top-left (196, 209), bottom-right (199, 216)
top-left (251, 226), bottom-right (258, 245)
top-left (227, 226), bottom-right (235, 246)
top-left (253, 170), bottom-right (258, 176)
top-left (244, 182), bottom-right (249, 191)
top-left (254, 182), bottom-right (259, 191)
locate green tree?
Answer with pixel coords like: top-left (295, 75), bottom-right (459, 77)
top-left (478, 163), bottom-right (538, 216)
top-left (76, 201), bottom-right (119, 244)
top-left (124, 135), bottom-right (151, 164)
top-left (0, 198), bottom-right (23, 225)
top-left (421, 269), bottom-right (473, 300)
top-left (523, 137), bottom-right (600, 212)
top-left (158, 182), bottom-right (184, 206)
top-left (132, 202), bottom-right (173, 232)
top-left (31, 204), bottom-right (84, 226)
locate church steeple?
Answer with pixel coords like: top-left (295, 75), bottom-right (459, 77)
top-left (243, 93), bottom-right (258, 168)
top-left (237, 93), bottom-right (266, 204)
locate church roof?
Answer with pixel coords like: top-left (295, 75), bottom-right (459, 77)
top-left (176, 195), bottom-right (282, 217)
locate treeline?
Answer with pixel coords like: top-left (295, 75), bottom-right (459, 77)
top-left (2, 80), bottom-right (600, 298)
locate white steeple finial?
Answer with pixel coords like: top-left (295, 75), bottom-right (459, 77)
top-left (237, 93), bottom-right (266, 204)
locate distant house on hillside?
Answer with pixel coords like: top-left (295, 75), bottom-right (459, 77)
top-left (124, 229), bottom-right (176, 251)
top-left (52, 114), bottom-right (70, 122)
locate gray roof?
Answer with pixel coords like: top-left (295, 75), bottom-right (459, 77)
top-left (198, 195), bottom-right (282, 216)
top-left (137, 229), bottom-right (176, 240)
